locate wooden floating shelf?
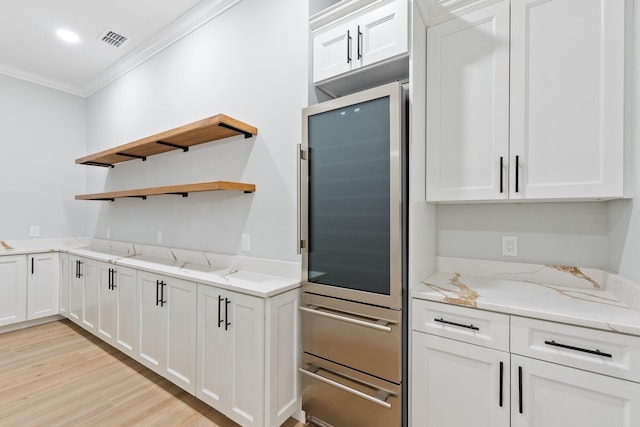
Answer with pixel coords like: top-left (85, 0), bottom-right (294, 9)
top-left (75, 181), bottom-right (256, 201)
top-left (76, 114), bottom-right (258, 167)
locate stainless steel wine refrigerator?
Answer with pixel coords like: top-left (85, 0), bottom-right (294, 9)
top-left (298, 82), bottom-right (407, 427)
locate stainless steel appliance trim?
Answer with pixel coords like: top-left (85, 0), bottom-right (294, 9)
top-left (297, 143), bottom-right (303, 254)
top-left (300, 81), bottom-right (404, 309)
top-left (299, 306), bottom-right (393, 332)
top-left (299, 367), bottom-right (392, 409)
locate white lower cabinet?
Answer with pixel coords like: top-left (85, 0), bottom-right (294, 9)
top-left (137, 271), bottom-right (197, 394)
top-left (511, 355), bottom-right (640, 427)
top-left (27, 253), bottom-right (60, 320)
top-left (0, 255), bottom-right (27, 326)
top-left (68, 255), bottom-right (98, 329)
top-left (97, 262), bottom-right (137, 357)
top-left (412, 300), bottom-right (640, 426)
top-left (197, 284), bottom-right (299, 427)
top-left (412, 332), bottom-right (509, 427)
top-left (59, 253), bottom-right (69, 317)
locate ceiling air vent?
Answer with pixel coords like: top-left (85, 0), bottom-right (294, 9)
top-left (98, 29), bottom-right (129, 48)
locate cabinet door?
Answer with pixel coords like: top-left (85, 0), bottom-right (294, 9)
top-left (81, 259), bottom-right (98, 331)
top-left (59, 253), bottom-right (69, 317)
top-left (0, 255), bottom-right (27, 326)
top-left (426, 2), bottom-right (510, 201)
top-left (196, 285), bottom-right (228, 412)
top-left (313, 20), bottom-right (355, 82)
top-left (225, 291), bottom-right (265, 427)
top-left (115, 266), bottom-right (137, 357)
top-left (509, 0), bottom-right (625, 199)
top-left (26, 253), bottom-right (59, 320)
top-left (412, 332), bottom-right (510, 427)
top-left (97, 262), bottom-right (116, 343)
top-left (358, 0), bottom-right (407, 67)
top-left (137, 271), bottom-right (165, 372)
top-left (511, 355), bottom-right (640, 427)
top-left (68, 257), bottom-right (83, 323)
top-left (164, 277), bottom-right (197, 394)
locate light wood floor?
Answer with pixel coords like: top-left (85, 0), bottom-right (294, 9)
top-left (0, 320), bottom-right (305, 427)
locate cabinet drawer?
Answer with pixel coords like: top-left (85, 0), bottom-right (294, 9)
top-left (511, 316), bottom-right (640, 382)
top-left (412, 300), bottom-right (509, 351)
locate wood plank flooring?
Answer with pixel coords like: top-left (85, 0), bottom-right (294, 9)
top-left (0, 320), bottom-right (305, 427)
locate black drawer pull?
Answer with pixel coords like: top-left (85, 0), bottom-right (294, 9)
top-left (499, 361), bottom-right (503, 407)
top-left (434, 318), bottom-right (479, 331)
top-left (544, 340), bottom-right (612, 358)
top-left (518, 366), bottom-right (523, 414)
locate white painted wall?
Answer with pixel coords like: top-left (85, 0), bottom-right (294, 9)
top-left (436, 202), bottom-right (609, 269)
top-left (84, 0), bottom-right (307, 262)
top-left (0, 74), bottom-right (87, 240)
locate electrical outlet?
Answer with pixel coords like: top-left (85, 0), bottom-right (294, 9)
top-left (502, 236), bottom-right (518, 256)
top-left (241, 234), bottom-right (250, 252)
top-left (157, 230), bottom-right (163, 244)
top-left (30, 225), bottom-right (40, 237)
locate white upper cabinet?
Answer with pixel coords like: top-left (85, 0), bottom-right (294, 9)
top-left (312, 0), bottom-right (408, 84)
top-left (426, 0), bottom-right (628, 202)
top-left (509, 0), bottom-right (626, 200)
top-left (426, 2), bottom-right (510, 201)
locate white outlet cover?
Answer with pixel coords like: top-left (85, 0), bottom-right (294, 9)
top-left (241, 234), bottom-right (250, 252)
top-left (30, 225), bottom-right (40, 237)
top-left (502, 236), bottom-right (518, 256)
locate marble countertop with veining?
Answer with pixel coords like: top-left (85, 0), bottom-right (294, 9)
top-left (412, 258), bottom-right (640, 336)
top-left (0, 238), bottom-right (300, 299)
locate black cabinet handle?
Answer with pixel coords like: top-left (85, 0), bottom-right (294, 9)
top-left (77, 261), bottom-right (83, 278)
top-left (499, 157), bottom-right (504, 193)
top-left (499, 361), bottom-right (504, 407)
top-left (155, 280), bottom-right (160, 306)
top-left (544, 340), bottom-right (612, 358)
top-left (108, 269), bottom-right (112, 290)
top-left (31, 257), bottom-right (34, 275)
top-left (110, 269), bottom-right (116, 290)
top-left (346, 30), bottom-right (352, 63)
top-left (218, 295), bottom-right (224, 328)
top-left (357, 25), bottom-right (362, 60)
top-left (160, 281), bottom-right (166, 307)
top-left (225, 298), bottom-right (231, 331)
top-left (515, 155), bottom-right (520, 193)
top-left (434, 317), bottom-right (479, 331)
top-left (518, 366), bottom-right (523, 414)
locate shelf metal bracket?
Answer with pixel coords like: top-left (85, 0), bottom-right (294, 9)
top-left (218, 122), bottom-right (253, 139)
top-left (96, 198), bottom-right (115, 202)
top-left (167, 192), bottom-right (189, 197)
top-left (127, 195), bottom-right (147, 200)
top-left (156, 140), bottom-right (189, 152)
top-left (116, 152), bottom-right (147, 161)
top-left (84, 161), bottom-right (114, 168)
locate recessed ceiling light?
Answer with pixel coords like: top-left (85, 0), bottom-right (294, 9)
top-left (56, 29), bottom-right (80, 44)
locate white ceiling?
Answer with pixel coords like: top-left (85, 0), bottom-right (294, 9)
top-left (0, 0), bottom-right (239, 97)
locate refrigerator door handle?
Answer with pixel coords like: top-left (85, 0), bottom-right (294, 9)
top-left (300, 305), bottom-right (393, 332)
top-left (299, 367), bottom-right (392, 409)
top-left (297, 143), bottom-right (304, 254)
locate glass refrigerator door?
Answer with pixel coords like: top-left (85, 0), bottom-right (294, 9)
top-left (307, 96), bottom-right (391, 295)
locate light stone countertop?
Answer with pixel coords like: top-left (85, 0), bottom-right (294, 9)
top-left (412, 257), bottom-right (640, 336)
top-left (0, 238), bottom-right (300, 299)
